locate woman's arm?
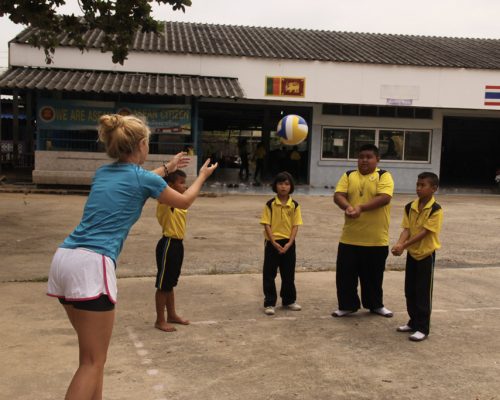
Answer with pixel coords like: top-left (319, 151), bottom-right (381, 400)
top-left (157, 159), bottom-right (217, 209)
top-left (152, 152), bottom-right (191, 177)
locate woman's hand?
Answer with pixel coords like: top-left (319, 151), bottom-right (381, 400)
top-left (199, 158), bottom-right (218, 179)
top-left (167, 152), bottom-right (190, 174)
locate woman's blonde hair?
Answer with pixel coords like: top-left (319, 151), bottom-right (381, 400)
top-left (98, 114), bottom-right (150, 160)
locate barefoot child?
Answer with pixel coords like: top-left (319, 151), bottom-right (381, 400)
top-left (391, 172), bottom-right (443, 342)
top-left (154, 170), bottom-right (191, 332)
top-left (260, 171), bottom-right (303, 315)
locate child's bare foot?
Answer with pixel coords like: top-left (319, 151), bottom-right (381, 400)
top-left (167, 315), bottom-right (190, 325)
top-left (154, 321), bottom-right (177, 332)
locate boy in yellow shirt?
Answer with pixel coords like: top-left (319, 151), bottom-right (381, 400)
top-left (392, 172), bottom-right (443, 342)
top-left (154, 170), bottom-right (190, 332)
top-left (332, 144), bottom-right (394, 318)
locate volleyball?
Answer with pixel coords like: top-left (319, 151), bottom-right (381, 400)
top-left (276, 114), bottom-right (308, 145)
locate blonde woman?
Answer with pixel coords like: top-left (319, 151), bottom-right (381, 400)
top-left (47, 114), bottom-right (217, 399)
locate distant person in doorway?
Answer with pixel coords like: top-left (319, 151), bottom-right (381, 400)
top-left (253, 141), bottom-right (266, 184)
top-left (238, 138), bottom-right (249, 181)
top-left (289, 146), bottom-right (301, 183)
top-left (276, 146), bottom-right (288, 174)
top-left (183, 145), bottom-right (195, 156)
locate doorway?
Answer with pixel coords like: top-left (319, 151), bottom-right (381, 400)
top-left (441, 117), bottom-right (500, 186)
top-left (198, 102), bottom-right (312, 184)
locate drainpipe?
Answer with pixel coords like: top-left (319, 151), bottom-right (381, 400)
top-left (191, 97), bottom-right (201, 171)
top-left (26, 91), bottom-right (33, 172)
top-left (0, 89), bottom-right (2, 174)
top-left (13, 89), bottom-right (19, 167)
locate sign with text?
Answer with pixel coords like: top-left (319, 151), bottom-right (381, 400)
top-left (38, 99), bottom-right (114, 130)
top-left (117, 103), bottom-right (191, 133)
top-left (386, 98), bottom-right (413, 106)
top-left (38, 99), bottom-right (191, 133)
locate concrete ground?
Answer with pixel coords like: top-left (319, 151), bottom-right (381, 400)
top-left (2, 270), bottom-right (500, 400)
top-left (0, 191), bottom-right (499, 399)
top-left (0, 191), bottom-right (499, 282)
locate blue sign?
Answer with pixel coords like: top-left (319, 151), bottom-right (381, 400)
top-left (116, 103), bottom-right (191, 134)
top-left (38, 99), bottom-right (114, 130)
top-left (38, 99), bottom-right (191, 133)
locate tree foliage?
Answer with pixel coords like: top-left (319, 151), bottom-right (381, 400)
top-left (0, 0), bottom-right (192, 65)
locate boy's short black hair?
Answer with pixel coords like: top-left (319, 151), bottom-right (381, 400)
top-left (358, 144), bottom-right (379, 157)
top-left (272, 171), bottom-right (295, 194)
top-left (166, 169), bottom-right (187, 184)
top-left (418, 171), bottom-right (440, 187)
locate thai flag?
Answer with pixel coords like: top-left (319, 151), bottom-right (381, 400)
top-left (484, 85), bottom-right (500, 106)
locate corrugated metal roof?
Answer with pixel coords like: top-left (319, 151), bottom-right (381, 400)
top-left (12, 21), bottom-right (500, 70)
top-left (0, 67), bottom-right (244, 98)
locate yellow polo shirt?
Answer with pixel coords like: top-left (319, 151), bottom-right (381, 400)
top-left (156, 204), bottom-right (187, 239)
top-left (255, 146), bottom-right (266, 160)
top-left (335, 168), bottom-right (394, 246)
top-left (260, 196), bottom-right (303, 240)
top-left (402, 196), bottom-right (443, 260)
top-left (290, 150), bottom-right (301, 161)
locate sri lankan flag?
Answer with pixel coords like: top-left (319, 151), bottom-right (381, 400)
top-left (266, 77), bottom-right (282, 96)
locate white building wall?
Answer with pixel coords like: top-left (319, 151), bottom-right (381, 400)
top-left (10, 43), bottom-right (500, 110)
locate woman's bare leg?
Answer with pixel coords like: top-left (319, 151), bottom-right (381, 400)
top-left (63, 304), bottom-right (115, 400)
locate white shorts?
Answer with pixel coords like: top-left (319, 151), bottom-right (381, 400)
top-left (47, 247), bottom-right (117, 303)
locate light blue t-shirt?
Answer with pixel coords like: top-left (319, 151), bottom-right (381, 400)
top-left (61, 163), bottom-right (167, 262)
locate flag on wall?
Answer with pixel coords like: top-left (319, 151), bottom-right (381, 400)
top-left (265, 77), bottom-right (305, 97)
top-left (266, 77), bottom-right (281, 96)
top-left (484, 85), bottom-right (500, 106)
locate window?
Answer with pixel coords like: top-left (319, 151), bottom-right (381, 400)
top-left (415, 108), bottom-right (433, 119)
top-left (348, 129), bottom-right (376, 158)
top-left (396, 107), bottom-right (414, 118)
top-left (404, 131), bottom-right (430, 161)
top-left (321, 128), bottom-right (348, 159)
top-left (321, 127), bottom-right (431, 162)
top-left (378, 106), bottom-right (397, 118)
top-left (342, 104), bottom-right (359, 116)
top-left (322, 104), bottom-right (342, 115)
top-left (379, 130), bottom-right (404, 160)
top-left (322, 103), bottom-right (433, 120)
top-left (360, 105), bottom-right (378, 117)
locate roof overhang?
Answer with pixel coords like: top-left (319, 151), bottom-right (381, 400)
top-left (0, 67), bottom-right (245, 99)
